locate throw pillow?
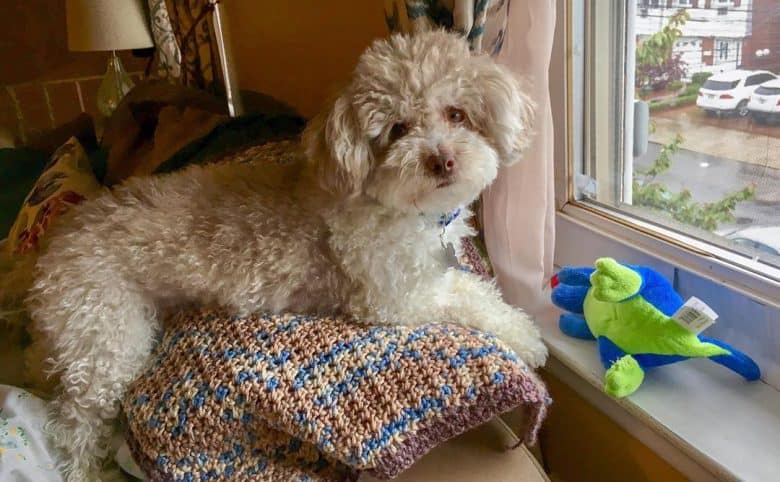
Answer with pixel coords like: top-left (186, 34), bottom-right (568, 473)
top-left (0, 147), bottom-right (49, 236)
top-left (5, 137), bottom-right (102, 255)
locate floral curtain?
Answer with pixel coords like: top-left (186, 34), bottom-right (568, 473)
top-left (147, 0), bottom-right (222, 94)
top-left (384, 0), bottom-right (557, 314)
top-left (384, 0), bottom-right (509, 55)
top-left (147, 0), bottom-right (181, 80)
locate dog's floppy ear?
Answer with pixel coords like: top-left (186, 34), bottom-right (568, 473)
top-left (472, 61), bottom-right (536, 166)
top-left (302, 92), bottom-right (372, 195)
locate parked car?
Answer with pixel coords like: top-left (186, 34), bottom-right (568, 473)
top-left (696, 70), bottom-right (777, 117)
top-left (748, 78), bottom-right (780, 123)
top-left (723, 226), bottom-right (780, 257)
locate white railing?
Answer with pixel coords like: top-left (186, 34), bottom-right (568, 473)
top-left (636, 4), bottom-right (752, 38)
top-left (3, 72), bottom-right (144, 144)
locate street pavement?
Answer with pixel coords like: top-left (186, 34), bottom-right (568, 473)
top-left (650, 110), bottom-right (780, 169)
top-left (650, 115), bottom-right (780, 171)
top-left (635, 142), bottom-right (780, 231)
top-left (640, 107), bottom-right (780, 232)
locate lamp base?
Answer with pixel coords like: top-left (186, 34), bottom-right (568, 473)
top-left (97, 51), bottom-right (135, 117)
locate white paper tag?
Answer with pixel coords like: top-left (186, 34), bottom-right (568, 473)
top-left (671, 296), bottom-right (718, 334)
top-left (443, 242), bottom-right (460, 268)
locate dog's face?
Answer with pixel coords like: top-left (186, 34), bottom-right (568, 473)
top-left (304, 30), bottom-right (534, 214)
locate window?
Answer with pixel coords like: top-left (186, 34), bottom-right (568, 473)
top-left (755, 84), bottom-right (780, 95)
top-left (702, 79), bottom-right (739, 90)
top-left (745, 74), bottom-right (764, 86)
top-left (748, 73), bottom-right (777, 85)
top-left (559, 3), bottom-right (780, 478)
top-left (570, 2), bottom-right (780, 284)
top-left (718, 40), bottom-right (730, 60)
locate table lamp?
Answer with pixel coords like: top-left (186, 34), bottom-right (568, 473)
top-left (66, 0), bottom-right (154, 116)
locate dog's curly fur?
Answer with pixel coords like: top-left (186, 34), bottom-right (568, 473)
top-left (25, 31), bottom-right (546, 480)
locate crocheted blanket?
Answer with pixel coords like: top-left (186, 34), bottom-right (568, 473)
top-left (123, 309), bottom-right (549, 482)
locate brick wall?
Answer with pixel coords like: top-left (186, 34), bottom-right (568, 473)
top-left (740, 0), bottom-right (780, 72)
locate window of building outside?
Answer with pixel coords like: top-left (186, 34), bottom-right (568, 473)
top-left (719, 40), bottom-right (730, 59)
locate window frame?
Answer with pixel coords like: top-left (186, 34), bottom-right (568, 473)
top-left (549, 3), bottom-right (780, 479)
top-left (555, 0), bottom-right (780, 310)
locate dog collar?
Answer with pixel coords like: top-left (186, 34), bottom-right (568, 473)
top-left (415, 206), bottom-right (462, 267)
top-left (420, 207), bottom-right (463, 228)
top-left (437, 207), bottom-right (462, 228)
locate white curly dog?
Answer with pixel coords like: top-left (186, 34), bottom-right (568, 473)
top-left (27, 30), bottom-right (547, 480)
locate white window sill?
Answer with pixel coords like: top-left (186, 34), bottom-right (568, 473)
top-left (536, 304), bottom-right (780, 482)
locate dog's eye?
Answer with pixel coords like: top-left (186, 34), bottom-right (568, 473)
top-left (389, 122), bottom-right (409, 142)
top-left (446, 107), bottom-right (467, 124)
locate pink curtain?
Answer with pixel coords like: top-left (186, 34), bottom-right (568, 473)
top-left (482, 1), bottom-right (556, 315)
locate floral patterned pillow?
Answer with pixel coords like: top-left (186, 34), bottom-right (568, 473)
top-left (5, 137), bottom-right (102, 255)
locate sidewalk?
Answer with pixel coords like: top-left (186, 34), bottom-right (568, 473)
top-left (650, 116), bottom-right (780, 171)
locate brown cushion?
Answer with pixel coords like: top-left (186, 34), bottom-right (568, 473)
top-left (105, 103), bottom-right (227, 183)
top-left (4, 136), bottom-right (101, 255)
top-left (360, 418), bottom-right (548, 482)
top-left (101, 81), bottom-right (228, 185)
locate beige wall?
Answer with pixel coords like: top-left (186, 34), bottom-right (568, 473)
top-left (222, 1), bottom-right (388, 118)
top-left (0, 1), bottom-right (146, 144)
top-left (0, 0), bottom-right (145, 85)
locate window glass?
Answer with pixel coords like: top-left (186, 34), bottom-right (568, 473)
top-left (719, 41), bottom-right (730, 60)
top-left (579, 1), bottom-right (780, 274)
top-left (703, 79), bottom-right (740, 90)
top-left (745, 74), bottom-right (773, 86)
top-left (755, 85), bottom-right (780, 95)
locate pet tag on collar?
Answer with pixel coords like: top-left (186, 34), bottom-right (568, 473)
top-left (443, 242), bottom-right (460, 268)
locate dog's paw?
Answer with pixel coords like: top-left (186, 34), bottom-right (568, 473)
top-left (498, 310), bottom-right (548, 369)
top-left (46, 399), bottom-right (115, 482)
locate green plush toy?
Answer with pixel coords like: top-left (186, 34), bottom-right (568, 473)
top-left (551, 258), bottom-right (760, 397)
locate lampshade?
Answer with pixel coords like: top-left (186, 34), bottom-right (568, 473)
top-left (66, 0), bottom-right (154, 52)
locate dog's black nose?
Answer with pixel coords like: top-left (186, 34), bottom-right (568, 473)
top-left (425, 150), bottom-right (456, 178)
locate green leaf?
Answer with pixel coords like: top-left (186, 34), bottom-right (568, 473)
top-left (633, 135), bottom-right (755, 231)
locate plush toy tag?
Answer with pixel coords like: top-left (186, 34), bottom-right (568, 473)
top-left (671, 297), bottom-right (718, 333)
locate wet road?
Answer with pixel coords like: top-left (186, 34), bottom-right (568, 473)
top-left (635, 142), bottom-right (780, 230)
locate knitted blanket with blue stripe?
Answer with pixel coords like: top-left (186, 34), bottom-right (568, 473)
top-left (123, 255), bottom-right (549, 482)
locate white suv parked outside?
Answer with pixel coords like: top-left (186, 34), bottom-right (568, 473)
top-left (748, 78), bottom-right (780, 123)
top-left (696, 70), bottom-right (777, 117)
